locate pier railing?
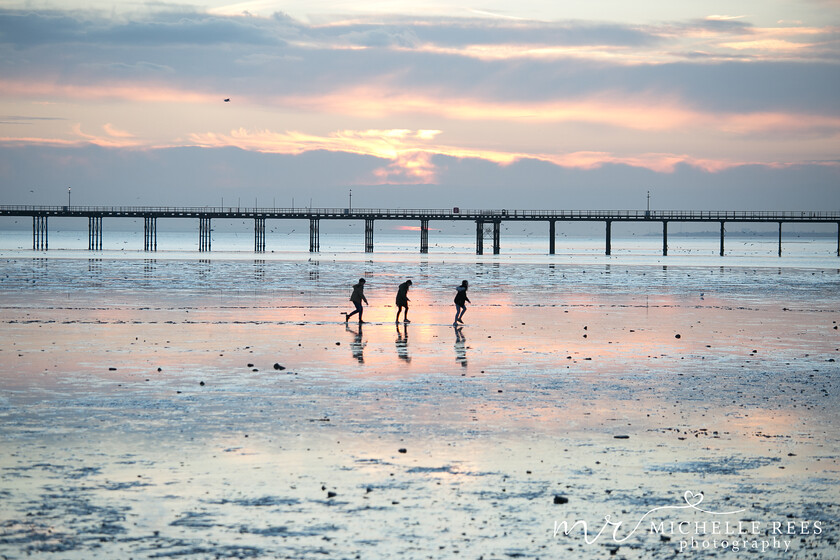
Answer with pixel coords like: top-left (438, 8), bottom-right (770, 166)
top-left (1, 205), bottom-right (838, 221)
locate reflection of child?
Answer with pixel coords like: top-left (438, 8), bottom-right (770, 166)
top-left (395, 279), bottom-right (412, 323)
top-left (453, 280), bottom-right (471, 325)
top-left (344, 278), bottom-right (368, 324)
top-left (454, 325), bottom-right (467, 367)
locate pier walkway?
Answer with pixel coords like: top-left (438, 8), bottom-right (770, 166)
top-left (1, 205), bottom-right (838, 256)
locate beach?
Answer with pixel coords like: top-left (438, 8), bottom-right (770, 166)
top-left (1, 254), bottom-right (838, 558)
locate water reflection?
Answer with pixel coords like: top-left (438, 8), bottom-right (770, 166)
top-left (454, 326), bottom-right (467, 367)
top-left (395, 323), bottom-right (410, 363)
top-left (346, 323), bottom-right (366, 364)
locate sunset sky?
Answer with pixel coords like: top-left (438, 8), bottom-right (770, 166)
top-left (0, 0), bottom-right (838, 210)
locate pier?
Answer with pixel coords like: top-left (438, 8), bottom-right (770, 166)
top-left (2, 205), bottom-right (839, 256)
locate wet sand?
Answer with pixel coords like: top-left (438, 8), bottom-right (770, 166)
top-left (1, 260), bottom-right (839, 558)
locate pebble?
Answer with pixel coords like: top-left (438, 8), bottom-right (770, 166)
top-left (398, 448), bottom-right (407, 454)
top-left (553, 495), bottom-right (569, 504)
top-left (273, 363), bottom-right (286, 370)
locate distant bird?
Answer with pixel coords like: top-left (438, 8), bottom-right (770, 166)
top-left (224, 98), bottom-right (230, 102)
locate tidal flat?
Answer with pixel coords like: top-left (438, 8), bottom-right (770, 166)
top-left (1, 257), bottom-right (838, 558)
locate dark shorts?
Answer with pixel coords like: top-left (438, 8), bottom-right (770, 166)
top-left (396, 297), bottom-right (408, 307)
top-left (352, 301), bottom-right (363, 313)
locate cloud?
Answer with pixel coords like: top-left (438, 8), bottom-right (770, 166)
top-left (0, 79), bottom-right (218, 104)
top-left (0, 115), bottom-right (65, 125)
top-left (184, 126), bottom-right (838, 181)
top-left (0, 4), bottom-right (838, 192)
top-left (372, 151), bottom-right (437, 183)
top-left (71, 123), bottom-right (143, 147)
top-left (103, 123), bottom-right (134, 138)
top-left (189, 128), bottom-right (446, 182)
top-left (2, 143), bottom-right (837, 211)
top-left (1, 8), bottom-right (837, 113)
top-left (0, 8), bottom-right (286, 47)
top-left (278, 86), bottom-right (840, 137)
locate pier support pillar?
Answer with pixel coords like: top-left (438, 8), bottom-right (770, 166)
top-left (837, 222), bottom-right (839, 257)
top-left (88, 216), bottom-right (103, 250)
top-left (199, 217), bottom-right (211, 252)
top-left (662, 220), bottom-right (668, 256)
top-left (605, 220), bottom-right (612, 256)
top-left (254, 217), bottom-right (266, 253)
top-left (364, 218), bottom-right (374, 253)
top-left (549, 220), bottom-right (556, 255)
top-left (492, 220), bottom-right (501, 255)
top-left (720, 221), bottom-right (725, 256)
top-left (778, 222), bottom-right (783, 257)
top-left (420, 219), bottom-right (429, 254)
top-left (144, 217), bottom-right (157, 251)
top-left (309, 218), bottom-right (320, 252)
top-left (32, 215), bottom-right (48, 251)
top-left (475, 220), bottom-right (484, 255)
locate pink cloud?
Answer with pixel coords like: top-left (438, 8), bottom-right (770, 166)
top-left (281, 87), bottom-right (840, 138)
top-left (72, 124), bottom-right (143, 148)
top-left (0, 79), bottom-right (216, 104)
top-left (371, 151), bottom-right (438, 184)
top-left (188, 127), bottom-right (833, 180)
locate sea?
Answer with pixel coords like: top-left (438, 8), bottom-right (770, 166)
top-left (1, 225), bottom-right (839, 559)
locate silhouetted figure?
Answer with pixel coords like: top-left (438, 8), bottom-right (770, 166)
top-left (343, 278), bottom-right (368, 324)
top-left (395, 323), bottom-right (410, 363)
top-left (454, 325), bottom-right (467, 367)
top-left (395, 279), bottom-right (412, 323)
top-left (453, 280), bottom-right (471, 325)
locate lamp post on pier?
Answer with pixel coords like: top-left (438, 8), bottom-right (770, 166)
top-left (67, 187), bottom-right (71, 208)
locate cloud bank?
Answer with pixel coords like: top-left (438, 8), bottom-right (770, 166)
top-left (0, 3), bottom-right (837, 207)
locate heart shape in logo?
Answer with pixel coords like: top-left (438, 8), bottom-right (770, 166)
top-left (684, 490), bottom-right (704, 507)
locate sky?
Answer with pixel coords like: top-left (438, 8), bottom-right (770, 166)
top-left (0, 0), bottom-right (838, 210)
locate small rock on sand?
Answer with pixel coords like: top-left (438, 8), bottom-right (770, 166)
top-left (553, 495), bottom-right (569, 504)
top-left (273, 363), bottom-right (286, 370)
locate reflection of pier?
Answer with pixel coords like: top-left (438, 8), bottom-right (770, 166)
top-left (3, 205), bottom-right (839, 256)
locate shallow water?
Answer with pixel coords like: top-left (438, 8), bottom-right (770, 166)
top-left (1, 246), bottom-right (839, 559)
